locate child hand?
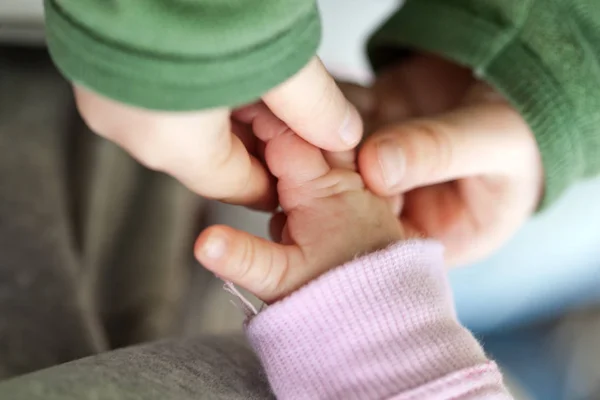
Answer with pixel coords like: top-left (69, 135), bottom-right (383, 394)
top-left (195, 111), bottom-right (406, 303)
top-left (343, 54), bottom-right (544, 266)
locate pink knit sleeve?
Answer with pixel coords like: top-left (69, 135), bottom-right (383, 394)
top-left (245, 240), bottom-right (513, 399)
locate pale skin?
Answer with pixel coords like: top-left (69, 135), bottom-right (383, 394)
top-left (343, 54), bottom-right (544, 266)
top-left (195, 107), bottom-right (406, 303)
top-left (192, 54), bottom-right (545, 303)
top-left (77, 50), bottom-right (544, 270)
top-left (73, 57), bottom-right (363, 211)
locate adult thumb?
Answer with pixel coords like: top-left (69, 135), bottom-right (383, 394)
top-left (263, 57), bottom-right (363, 151)
top-left (358, 100), bottom-right (534, 195)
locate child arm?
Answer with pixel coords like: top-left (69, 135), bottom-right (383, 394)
top-left (245, 241), bottom-right (513, 399)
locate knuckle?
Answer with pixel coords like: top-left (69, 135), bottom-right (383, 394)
top-left (131, 133), bottom-right (171, 172)
top-left (217, 171), bottom-right (252, 201)
top-left (299, 84), bottom-right (340, 131)
top-left (255, 250), bottom-right (280, 295)
top-left (211, 145), bottom-right (253, 197)
top-left (404, 122), bottom-right (454, 177)
top-left (210, 141), bottom-right (236, 175)
top-left (313, 84), bottom-right (337, 114)
top-left (74, 89), bottom-right (126, 140)
top-left (136, 150), bottom-right (165, 172)
top-left (76, 101), bottom-right (109, 138)
top-left (233, 237), bottom-right (283, 297)
top-left (313, 171), bottom-right (364, 198)
top-left (234, 237), bottom-right (255, 283)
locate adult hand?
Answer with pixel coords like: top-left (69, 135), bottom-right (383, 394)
top-left (195, 109), bottom-right (405, 303)
top-left (344, 54), bottom-right (544, 266)
top-left (74, 57), bottom-right (362, 210)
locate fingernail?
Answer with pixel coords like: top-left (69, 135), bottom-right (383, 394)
top-left (339, 106), bottom-right (362, 146)
top-left (377, 140), bottom-right (405, 189)
top-left (202, 234), bottom-right (228, 260)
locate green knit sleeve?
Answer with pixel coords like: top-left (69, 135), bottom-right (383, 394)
top-left (43, 0), bottom-right (321, 111)
top-left (367, 0), bottom-right (600, 209)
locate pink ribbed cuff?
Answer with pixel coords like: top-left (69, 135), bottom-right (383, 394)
top-left (246, 240), bottom-right (511, 399)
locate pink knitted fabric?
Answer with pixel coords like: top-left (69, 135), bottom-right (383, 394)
top-left (245, 240), bottom-right (513, 399)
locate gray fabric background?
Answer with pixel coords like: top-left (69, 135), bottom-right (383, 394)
top-left (0, 335), bottom-right (273, 400)
top-left (0, 44), bottom-right (273, 399)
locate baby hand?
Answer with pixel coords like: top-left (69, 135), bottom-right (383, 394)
top-left (195, 114), bottom-right (406, 303)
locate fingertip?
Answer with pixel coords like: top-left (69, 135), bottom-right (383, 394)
top-left (264, 57), bottom-right (363, 152)
top-left (196, 224), bottom-right (298, 303)
top-left (358, 137), bottom-right (398, 196)
top-left (195, 226), bottom-right (232, 270)
top-left (338, 102), bottom-right (364, 149)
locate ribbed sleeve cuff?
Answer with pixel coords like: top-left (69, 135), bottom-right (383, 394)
top-left (44, 0), bottom-right (321, 111)
top-left (246, 241), bottom-right (502, 399)
top-left (367, 0), bottom-right (583, 210)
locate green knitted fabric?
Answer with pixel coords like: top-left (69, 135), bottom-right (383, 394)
top-left (368, 0), bottom-right (600, 209)
top-left (44, 0), bottom-right (320, 111)
top-left (44, 0), bottom-right (600, 208)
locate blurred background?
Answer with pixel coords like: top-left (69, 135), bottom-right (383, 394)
top-left (2, 0), bottom-right (600, 398)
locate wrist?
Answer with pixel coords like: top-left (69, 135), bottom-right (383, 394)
top-left (246, 240), bottom-right (490, 399)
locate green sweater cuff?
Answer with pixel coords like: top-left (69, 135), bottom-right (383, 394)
top-left (44, 0), bottom-right (321, 111)
top-left (368, 0), bottom-right (585, 210)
